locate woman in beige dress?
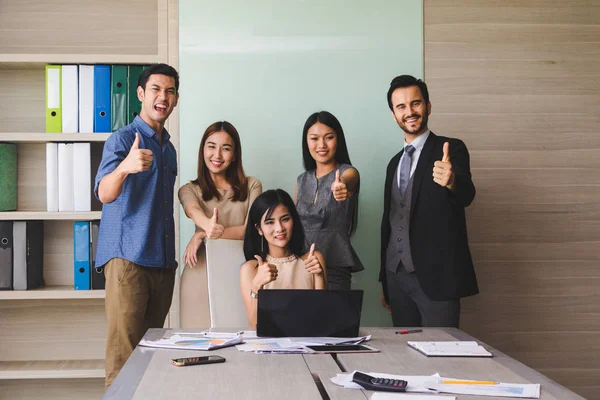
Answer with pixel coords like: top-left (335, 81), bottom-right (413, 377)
top-left (240, 189), bottom-right (326, 328)
top-left (179, 121), bottom-right (262, 328)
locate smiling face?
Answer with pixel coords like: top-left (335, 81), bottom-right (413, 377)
top-left (257, 204), bottom-right (294, 253)
top-left (390, 85), bottom-right (431, 139)
top-left (203, 130), bottom-right (235, 178)
top-left (137, 74), bottom-right (178, 132)
top-left (307, 122), bottom-right (338, 167)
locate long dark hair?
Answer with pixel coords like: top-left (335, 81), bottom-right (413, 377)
top-left (301, 111), bottom-right (352, 171)
top-left (192, 121), bottom-right (248, 202)
top-left (243, 189), bottom-right (306, 261)
top-left (301, 111), bottom-right (359, 235)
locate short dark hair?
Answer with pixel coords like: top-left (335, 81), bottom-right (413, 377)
top-left (192, 121), bottom-right (248, 202)
top-left (243, 189), bottom-right (306, 261)
top-left (387, 75), bottom-right (429, 110)
top-left (138, 63), bottom-right (180, 92)
top-left (301, 111), bottom-right (352, 171)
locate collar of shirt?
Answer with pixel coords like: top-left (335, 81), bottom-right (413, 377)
top-left (132, 115), bottom-right (171, 144)
top-left (397, 129), bottom-right (431, 186)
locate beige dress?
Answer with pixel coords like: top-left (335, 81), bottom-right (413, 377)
top-left (263, 254), bottom-right (314, 290)
top-left (178, 177), bottom-right (262, 328)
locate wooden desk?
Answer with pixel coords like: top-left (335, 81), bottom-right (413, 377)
top-left (103, 328), bottom-right (585, 400)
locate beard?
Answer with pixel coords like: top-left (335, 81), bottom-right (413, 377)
top-left (397, 112), bottom-right (429, 136)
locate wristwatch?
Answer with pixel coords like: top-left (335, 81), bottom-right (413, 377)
top-left (250, 290), bottom-right (258, 299)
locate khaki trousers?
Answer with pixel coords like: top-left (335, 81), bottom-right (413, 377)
top-left (104, 258), bottom-right (176, 387)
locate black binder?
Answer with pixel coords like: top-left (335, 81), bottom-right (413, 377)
top-left (0, 221), bottom-right (14, 290)
top-left (90, 220), bottom-right (105, 289)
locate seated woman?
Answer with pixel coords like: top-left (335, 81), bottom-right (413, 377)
top-left (178, 121), bottom-right (262, 328)
top-left (240, 189), bottom-right (327, 327)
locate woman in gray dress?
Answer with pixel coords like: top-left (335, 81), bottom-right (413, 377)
top-left (294, 111), bottom-right (364, 290)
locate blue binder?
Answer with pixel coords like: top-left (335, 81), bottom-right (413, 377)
top-left (94, 65), bottom-right (111, 133)
top-left (73, 221), bottom-right (91, 290)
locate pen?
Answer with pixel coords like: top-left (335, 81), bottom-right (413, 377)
top-left (441, 380), bottom-right (497, 385)
top-left (395, 329), bottom-right (423, 335)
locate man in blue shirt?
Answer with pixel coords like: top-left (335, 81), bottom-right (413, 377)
top-left (94, 63), bottom-right (179, 387)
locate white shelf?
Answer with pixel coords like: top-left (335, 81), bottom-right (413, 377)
top-left (0, 211), bottom-right (101, 221)
top-left (0, 286), bottom-right (105, 300)
top-left (0, 133), bottom-right (110, 142)
top-left (0, 54), bottom-right (159, 68)
top-left (0, 360), bottom-right (104, 380)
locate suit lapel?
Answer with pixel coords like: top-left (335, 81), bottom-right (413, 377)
top-left (411, 132), bottom-right (437, 214)
top-left (385, 151), bottom-right (403, 212)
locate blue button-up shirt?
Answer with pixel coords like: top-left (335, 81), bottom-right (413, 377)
top-left (94, 116), bottom-right (177, 268)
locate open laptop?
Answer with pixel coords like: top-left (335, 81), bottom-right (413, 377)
top-left (257, 289), bottom-right (363, 337)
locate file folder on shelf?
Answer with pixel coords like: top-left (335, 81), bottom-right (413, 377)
top-left (46, 143), bottom-right (59, 212)
top-left (73, 221), bottom-right (91, 290)
top-left (90, 220), bottom-right (104, 289)
top-left (13, 221), bottom-right (44, 291)
top-left (61, 65), bottom-right (79, 133)
top-left (127, 65), bottom-right (143, 124)
top-left (94, 65), bottom-right (111, 133)
top-left (79, 65), bottom-right (94, 133)
top-left (111, 65), bottom-right (128, 131)
top-left (58, 143), bottom-right (74, 212)
top-left (45, 65), bottom-right (62, 133)
top-left (0, 143), bottom-right (17, 211)
top-left (73, 143), bottom-right (91, 212)
top-left (0, 221), bottom-right (14, 290)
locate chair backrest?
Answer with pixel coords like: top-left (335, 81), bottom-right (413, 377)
top-left (205, 238), bottom-right (248, 329)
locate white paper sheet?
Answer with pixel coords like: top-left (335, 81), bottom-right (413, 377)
top-left (371, 394), bottom-right (455, 400)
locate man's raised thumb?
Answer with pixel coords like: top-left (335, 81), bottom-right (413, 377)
top-left (131, 132), bottom-right (140, 150)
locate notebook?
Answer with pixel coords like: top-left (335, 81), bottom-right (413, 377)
top-left (257, 289), bottom-right (363, 337)
top-left (407, 341), bottom-right (492, 357)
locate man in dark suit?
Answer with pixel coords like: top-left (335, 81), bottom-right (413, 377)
top-left (380, 75), bottom-right (478, 328)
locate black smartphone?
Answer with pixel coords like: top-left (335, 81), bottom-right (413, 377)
top-left (171, 355), bottom-right (226, 367)
top-left (306, 344), bottom-right (379, 354)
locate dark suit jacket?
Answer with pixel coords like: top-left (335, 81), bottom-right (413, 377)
top-left (380, 132), bottom-right (479, 302)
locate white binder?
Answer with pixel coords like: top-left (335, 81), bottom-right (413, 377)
top-left (46, 142), bottom-right (58, 212)
top-left (78, 65), bottom-right (94, 133)
top-left (61, 65), bottom-right (79, 133)
top-left (58, 143), bottom-right (74, 212)
top-left (73, 142), bottom-right (91, 211)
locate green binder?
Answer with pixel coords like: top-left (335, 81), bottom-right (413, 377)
top-left (45, 65), bottom-right (62, 133)
top-left (127, 65), bottom-right (144, 124)
top-left (0, 143), bottom-right (17, 211)
top-left (111, 65), bottom-right (128, 131)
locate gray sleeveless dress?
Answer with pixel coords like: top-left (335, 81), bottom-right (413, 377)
top-left (296, 163), bottom-right (364, 290)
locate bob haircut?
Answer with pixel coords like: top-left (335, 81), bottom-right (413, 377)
top-left (301, 111), bottom-right (352, 171)
top-left (243, 189), bottom-right (306, 261)
top-left (192, 121), bottom-right (248, 202)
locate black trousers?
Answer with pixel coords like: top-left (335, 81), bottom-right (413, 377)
top-left (385, 265), bottom-right (460, 328)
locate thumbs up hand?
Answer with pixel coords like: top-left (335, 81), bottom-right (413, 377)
top-left (205, 207), bottom-right (224, 239)
top-left (122, 132), bottom-right (154, 174)
top-left (331, 169), bottom-right (348, 202)
top-left (304, 244), bottom-right (324, 276)
top-left (252, 255), bottom-right (278, 289)
top-left (433, 142), bottom-right (455, 189)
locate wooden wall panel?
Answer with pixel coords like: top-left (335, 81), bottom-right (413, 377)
top-left (424, 1), bottom-right (600, 397)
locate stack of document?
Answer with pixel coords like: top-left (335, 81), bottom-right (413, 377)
top-left (139, 333), bottom-right (243, 351)
top-left (331, 371), bottom-right (540, 399)
top-left (408, 341), bottom-right (492, 357)
top-left (237, 335), bottom-right (371, 354)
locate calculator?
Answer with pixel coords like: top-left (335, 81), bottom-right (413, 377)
top-left (352, 371), bottom-right (408, 392)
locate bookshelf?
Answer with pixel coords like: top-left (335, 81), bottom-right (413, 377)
top-left (0, 1), bottom-right (179, 398)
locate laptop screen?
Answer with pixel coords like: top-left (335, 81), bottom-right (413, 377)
top-left (257, 289), bottom-right (363, 337)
